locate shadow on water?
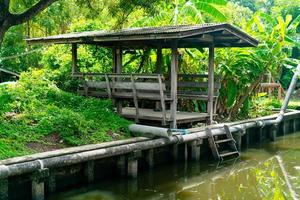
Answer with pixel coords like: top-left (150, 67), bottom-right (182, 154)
top-left (49, 132), bottom-right (300, 200)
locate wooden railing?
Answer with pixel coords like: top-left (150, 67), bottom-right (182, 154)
top-left (73, 73), bottom-right (169, 125)
top-left (73, 73), bottom-right (221, 123)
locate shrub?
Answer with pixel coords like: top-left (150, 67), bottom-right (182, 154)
top-left (0, 69), bottom-right (132, 159)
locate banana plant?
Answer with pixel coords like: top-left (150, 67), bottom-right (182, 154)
top-left (131, 0), bottom-right (227, 27)
top-left (217, 12), bottom-right (300, 119)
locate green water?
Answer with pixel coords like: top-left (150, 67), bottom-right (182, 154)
top-left (49, 133), bottom-right (300, 200)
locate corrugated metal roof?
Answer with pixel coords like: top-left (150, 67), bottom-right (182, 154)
top-left (26, 23), bottom-right (259, 48)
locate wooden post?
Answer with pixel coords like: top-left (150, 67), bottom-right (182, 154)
top-left (156, 46), bottom-right (162, 73)
top-left (113, 48), bottom-right (117, 73)
top-left (233, 131), bottom-right (243, 151)
top-left (171, 144), bottom-right (178, 162)
top-left (283, 121), bottom-right (289, 135)
top-left (244, 129), bottom-right (250, 149)
top-left (145, 149), bottom-right (154, 168)
top-left (116, 48), bottom-right (122, 74)
top-left (190, 139), bottom-right (202, 162)
top-left (270, 125), bottom-right (277, 141)
top-left (184, 143), bottom-right (188, 161)
top-left (170, 46), bottom-right (178, 129)
top-left (84, 161), bottom-right (94, 184)
top-left (71, 43), bottom-right (78, 74)
top-left (259, 127), bottom-right (263, 143)
top-left (0, 178), bottom-right (8, 200)
top-left (114, 48), bottom-right (123, 114)
top-left (31, 168), bottom-right (49, 200)
top-left (155, 47), bottom-right (163, 112)
top-left (0, 165), bottom-right (8, 200)
top-left (48, 171), bottom-right (56, 193)
top-left (207, 45), bottom-right (215, 125)
top-left (117, 155), bottom-right (127, 176)
top-left (127, 150), bottom-right (141, 178)
top-left (293, 119), bottom-right (298, 132)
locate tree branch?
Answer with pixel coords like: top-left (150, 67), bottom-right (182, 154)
top-left (9, 0), bottom-right (58, 26)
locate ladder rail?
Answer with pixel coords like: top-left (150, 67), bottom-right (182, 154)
top-left (206, 125), bottom-right (240, 161)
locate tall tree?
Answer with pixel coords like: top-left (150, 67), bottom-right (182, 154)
top-left (0, 0), bottom-right (57, 46)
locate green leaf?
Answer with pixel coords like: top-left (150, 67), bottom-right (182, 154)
top-left (226, 79), bottom-right (237, 108)
top-left (194, 0), bottom-right (227, 6)
top-left (287, 15), bottom-right (300, 31)
top-left (253, 15), bottom-right (265, 32)
top-left (285, 35), bottom-right (300, 48)
top-left (193, 1), bottom-right (227, 22)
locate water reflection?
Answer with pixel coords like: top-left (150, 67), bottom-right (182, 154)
top-left (49, 132), bottom-right (300, 200)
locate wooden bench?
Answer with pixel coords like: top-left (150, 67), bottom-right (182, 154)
top-left (166, 74), bottom-right (221, 113)
top-left (73, 73), bottom-right (170, 125)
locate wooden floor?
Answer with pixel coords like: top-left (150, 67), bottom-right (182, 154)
top-left (121, 107), bottom-right (209, 124)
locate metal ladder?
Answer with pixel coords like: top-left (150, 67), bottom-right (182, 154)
top-left (206, 125), bottom-right (240, 161)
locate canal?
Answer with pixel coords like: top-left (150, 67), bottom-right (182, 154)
top-left (48, 132), bottom-right (300, 200)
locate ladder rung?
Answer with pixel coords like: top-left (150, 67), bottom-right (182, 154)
top-left (219, 151), bottom-right (239, 157)
top-left (215, 138), bottom-right (233, 144)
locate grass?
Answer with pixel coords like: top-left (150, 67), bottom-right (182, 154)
top-left (0, 69), bottom-right (132, 160)
top-left (248, 93), bottom-right (300, 119)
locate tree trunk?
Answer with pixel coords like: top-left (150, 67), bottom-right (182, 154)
top-left (229, 75), bottom-right (264, 119)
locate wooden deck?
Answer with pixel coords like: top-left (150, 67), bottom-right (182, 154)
top-left (121, 107), bottom-right (209, 124)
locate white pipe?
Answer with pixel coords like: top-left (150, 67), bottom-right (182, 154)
top-left (265, 64), bottom-right (300, 126)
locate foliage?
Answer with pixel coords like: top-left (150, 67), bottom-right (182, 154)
top-left (0, 0), bottom-right (299, 122)
top-left (216, 11), bottom-right (300, 119)
top-left (132, 0), bottom-right (227, 27)
top-left (0, 69), bottom-right (131, 159)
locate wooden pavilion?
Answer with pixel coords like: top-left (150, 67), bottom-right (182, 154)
top-left (26, 23), bottom-right (259, 128)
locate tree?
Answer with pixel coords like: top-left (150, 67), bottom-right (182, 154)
top-left (0, 0), bottom-right (58, 46)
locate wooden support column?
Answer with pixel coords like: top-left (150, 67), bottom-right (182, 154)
top-left (127, 150), bottom-right (141, 178)
top-left (48, 171), bottom-right (56, 193)
top-left (244, 129), bottom-right (250, 149)
top-left (117, 155), bottom-right (127, 176)
top-left (233, 130), bottom-right (244, 151)
top-left (156, 46), bottom-right (162, 73)
top-left (190, 139), bottom-right (202, 162)
top-left (283, 121), bottom-right (289, 135)
top-left (270, 125), bottom-right (277, 142)
top-left (71, 43), bottom-right (78, 74)
top-left (293, 119), bottom-right (298, 132)
top-left (184, 143), bottom-right (188, 161)
top-left (170, 46), bottom-right (178, 129)
top-left (113, 47), bottom-right (123, 114)
top-left (145, 149), bottom-right (154, 168)
top-left (112, 48), bottom-right (117, 73)
top-left (84, 161), bottom-right (94, 184)
top-left (0, 178), bottom-right (8, 200)
top-left (259, 127), bottom-right (263, 143)
top-left (155, 47), bottom-right (163, 114)
top-left (171, 144), bottom-right (178, 162)
top-left (31, 168), bottom-right (49, 200)
top-left (207, 45), bottom-right (215, 125)
top-left (0, 165), bottom-right (8, 200)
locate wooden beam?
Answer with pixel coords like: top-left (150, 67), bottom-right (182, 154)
top-left (156, 46), bottom-right (162, 73)
top-left (170, 45), bottom-right (178, 129)
top-left (71, 43), bottom-right (78, 74)
top-left (207, 45), bottom-right (215, 125)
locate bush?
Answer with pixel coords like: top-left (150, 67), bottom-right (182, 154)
top-left (0, 69), bottom-right (131, 159)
